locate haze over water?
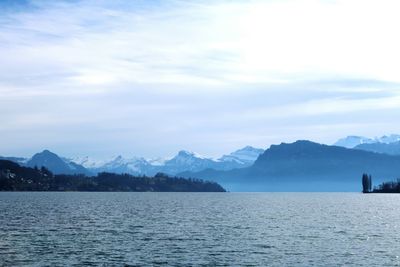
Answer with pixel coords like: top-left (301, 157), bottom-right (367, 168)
top-left (1, 192), bottom-right (399, 266)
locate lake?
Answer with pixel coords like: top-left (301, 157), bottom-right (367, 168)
top-left (1, 192), bottom-right (400, 266)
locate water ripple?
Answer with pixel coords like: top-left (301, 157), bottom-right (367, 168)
top-left (1, 192), bottom-right (400, 266)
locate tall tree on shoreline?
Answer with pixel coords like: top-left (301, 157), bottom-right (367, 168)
top-left (362, 173), bottom-right (372, 193)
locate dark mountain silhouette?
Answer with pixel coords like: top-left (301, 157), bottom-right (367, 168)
top-left (354, 141), bottom-right (400, 156)
top-left (179, 140), bottom-right (400, 192)
top-left (26, 150), bottom-right (90, 175)
top-left (0, 156), bottom-right (27, 165)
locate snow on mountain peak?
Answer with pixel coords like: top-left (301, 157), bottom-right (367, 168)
top-left (334, 136), bottom-right (375, 148)
top-left (69, 156), bottom-right (106, 169)
top-left (148, 157), bottom-right (167, 166)
top-left (378, 134), bottom-right (400, 144)
top-left (177, 150), bottom-right (194, 157)
top-left (334, 134), bottom-right (400, 148)
top-left (219, 146), bottom-right (264, 164)
top-left (64, 146), bottom-right (265, 175)
top-left (175, 150), bottom-right (208, 160)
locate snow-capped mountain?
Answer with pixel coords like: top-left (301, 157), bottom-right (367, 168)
top-left (161, 150), bottom-right (217, 174)
top-left (1, 146), bottom-right (265, 176)
top-left (68, 150), bottom-right (217, 176)
top-left (68, 156), bottom-right (106, 169)
top-left (66, 146), bottom-right (265, 176)
top-left (354, 141), bottom-right (400, 155)
top-left (219, 146), bottom-right (264, 165)
top-left (93, 155), bottom-right (154, 175)
top-left (147, 157), bottom-right (167, 166)
top-left (333, 136), bottom-right (375, 148)
top-left (161, 147), bottom-right (265, 174)
top-left (334, 134), bottom-right (400, 148)
top-left (378, 134), bottom-right (400, 144)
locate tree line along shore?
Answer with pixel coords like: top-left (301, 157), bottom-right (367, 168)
top-left (362, 173), bottom-right (400, 193)
top-left (0, 160), bottom-right (226, 192)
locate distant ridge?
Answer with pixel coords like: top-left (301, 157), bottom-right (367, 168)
top-left (334, 134), bottom-right (400, 148)
top-left (0, 146), bottom-right (264, 177)
top-left (334, 136), bottom-right (375, 148)
top-left (218, 146), bottom-right (264, 165)
top-left (180, 140), bottom-right (400, 192)
top-left (5, 139), bottom-right (400, 192)
top-left (354, 141), bottom-right (400, 156)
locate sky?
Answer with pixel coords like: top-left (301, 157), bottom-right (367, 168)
top-left (1, 0), bottom-right (400, 159)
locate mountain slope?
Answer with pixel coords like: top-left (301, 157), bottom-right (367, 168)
top-left (92, 155), bottom-right (155, 175)
top-left (161, 150), bottom-right (218, 174)
top-left (180, 141), bottom-right (400, 192)
top-left (68, 156), bottom-right (106, 169)
top-left (379, 134), bottom-right (400, 144)
top-left (354, 141), bottom-right (400, 155)
top-left (160, 147), bottom-right (265, 174)
top-left (0, 156), bottom-right (28, 165)
top-left (333, 136), bottom-right (374, 148)
top-left (218, 146), bottom-right (264, 165)
top-left (27, 150), bottom-right (90, 175)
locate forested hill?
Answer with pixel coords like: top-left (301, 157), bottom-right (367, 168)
top-left (179, 140), bottom-right (400, 192)
top-left (0, 160), bottom-right (225, 192)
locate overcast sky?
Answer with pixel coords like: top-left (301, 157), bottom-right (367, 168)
top-left (1, 0), bottom-right (400, 159)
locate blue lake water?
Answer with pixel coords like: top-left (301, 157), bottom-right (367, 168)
top-left (1, 192), bottom-right (400, 266)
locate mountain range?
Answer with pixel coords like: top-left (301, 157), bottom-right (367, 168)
top-left (353, 142), bottom-right (400, 156)
top-left (334, 134), bottom-right (400, 148)
top-left (0, 146), bottom-right (264, 177)
top-left (333, 134), bottom-right (400, 155)
top-left (180, 140), bottom-right (400, 192)
top-left (2, 134), bottom-right (400, 192)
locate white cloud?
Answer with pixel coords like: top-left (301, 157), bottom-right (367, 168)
top-left (1, 0), bottom-right (400, 157)
top-left (2, 0), bottom-right (399, 88)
